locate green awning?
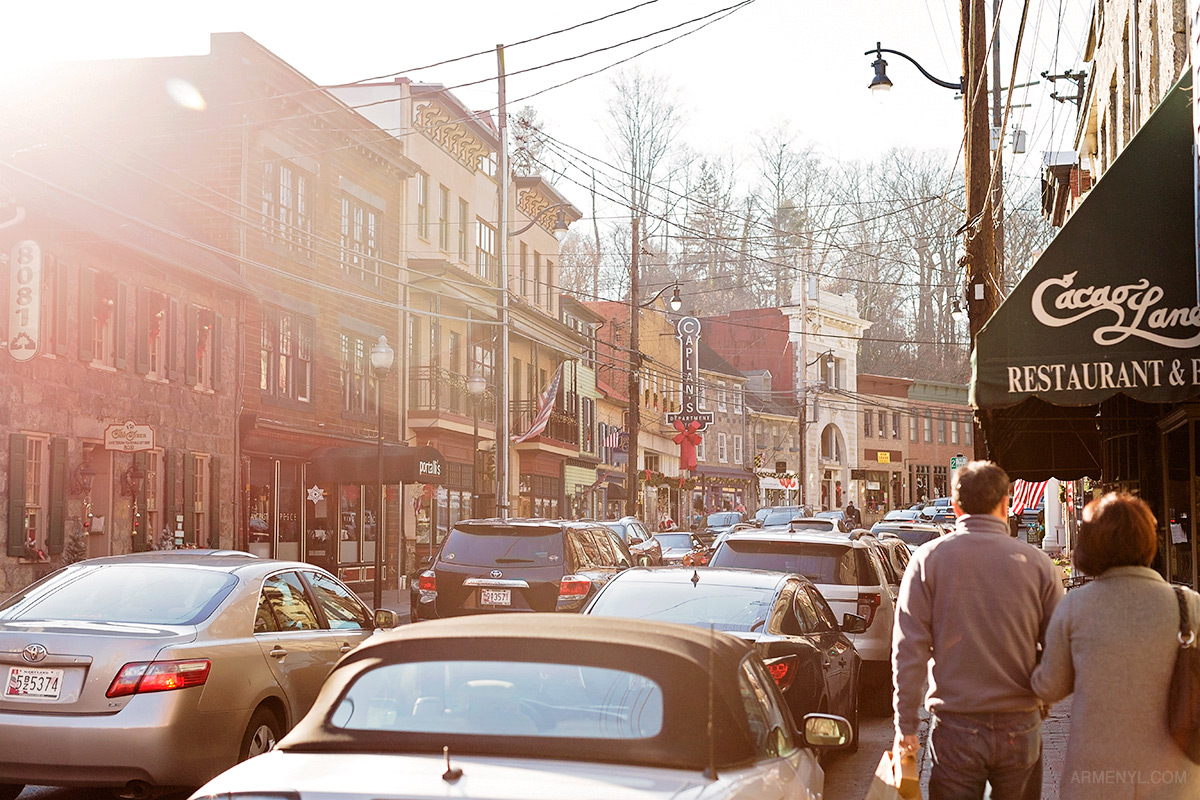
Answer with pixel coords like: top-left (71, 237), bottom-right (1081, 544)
top-left (972, 73), bottom-right (1199, 479)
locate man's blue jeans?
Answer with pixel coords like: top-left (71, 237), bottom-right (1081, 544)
top-left (929, 709), bottom-right (1043, 800)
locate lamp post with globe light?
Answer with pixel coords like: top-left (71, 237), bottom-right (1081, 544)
top-left (369, 335), bottom-right (394, 611)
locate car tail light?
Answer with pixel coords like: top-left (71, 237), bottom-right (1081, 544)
top-left (764, 655), bottom-right (798, 691)
top-left (559, 575), bottom-right (592, 597)
top-left (683, 551), bottom-right (709, 566)
top-left (417, 570), bottom-right (437, 593)
top-left (857, 592), bottom-right (882, 627)
top-left (106, 659), bottom-right (211, 698)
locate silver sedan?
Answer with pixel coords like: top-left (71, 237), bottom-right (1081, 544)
top-left (0, 552), bottom-right (396, 799)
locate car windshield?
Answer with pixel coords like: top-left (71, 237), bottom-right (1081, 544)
top-left (0, 565), bottom-right (238, 625)
top-left (875, 526), bottom-right (941, 546)
top-left (590, 581), bottom-right (774, 632)
top-left (814, 511), bottom-right (841, 519)
top-left (706, 513), bottom-right (740, 527)
top-left (441, 526), bottom-right (565, 567)
top-left (329, 660), bottom-right (663, 739)
top-left (600, 522), bottom-right (628, 541)
top-left (711, 540), bottom-right (873, 585)
top-left (883, 510), bottom-right (919, 521)
top-left (762, 508), bottom-right (802, 527)
top-left (654, 533), bottom-right (696, 550)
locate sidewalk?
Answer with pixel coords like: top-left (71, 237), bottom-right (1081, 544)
top-left (915, 697), bottom-right (1073, 799)
top-left (358, 583), bottom-right (412, 622)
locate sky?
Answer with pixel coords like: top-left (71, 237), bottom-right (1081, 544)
top-left (1, 0), bottom-right (1092, 213)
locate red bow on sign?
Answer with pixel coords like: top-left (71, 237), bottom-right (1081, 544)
top-left (673, 420), bottom-right (703, 470)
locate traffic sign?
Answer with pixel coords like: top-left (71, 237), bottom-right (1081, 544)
top-left (950, 454), bottom-right (967, 470)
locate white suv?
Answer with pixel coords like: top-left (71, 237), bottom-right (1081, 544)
top-left (709, 529), bottom-right (897, 706)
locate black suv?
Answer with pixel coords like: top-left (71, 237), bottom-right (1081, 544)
top-left (413, 519), bottom-right (632, 621)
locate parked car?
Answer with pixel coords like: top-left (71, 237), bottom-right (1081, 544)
top-left (654, 531), bottom-right (709, 566)
top-left (759, 506), bottom-right (815, 528)
top-left (704, 511), bottom-right (746, 539)
top-left (412, 519), bottom-right (631, 621)
top-left (598, 517), bottom-right (663, 566)
top-left (188, 614), bottom-right (852, 800)
top-left (0, 552), bottom-right (397, 799)
top-left (870, 521), bottom-right (947, 553)
top-left (814, 510), bottom-right (846, 524)
top-left (753, 507), bottom-right (774, 526)
top-left (881, 508), bottom-right (933, 523)
top-left (584, 567), bottom-right (863, 749)
top-left (708, 529), bottom-right (899, 709)
top-left (870, 534), bottom-right (913, 582)
top-left (787, 517), bottom-right (851, 534)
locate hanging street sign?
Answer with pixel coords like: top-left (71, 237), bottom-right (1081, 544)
top-left (666, 316), bottom-right (714, 430)
top-left (104, 421), bottom-right (156, 452)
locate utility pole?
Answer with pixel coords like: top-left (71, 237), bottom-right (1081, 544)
top-left (625, 216), bottom-right (641, 518)
top-left (496, 44), bottom-right (511, 518)
top-left (990, 0), bottom-right (1005, 291)
top-left (961, 0), bottom-right (997, 460)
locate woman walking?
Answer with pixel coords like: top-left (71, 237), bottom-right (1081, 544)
top-left (1031, 492), bottom-right (1200, 799)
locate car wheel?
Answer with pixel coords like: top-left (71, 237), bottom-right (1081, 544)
top-left (239, 707), bottom-right (282, 762)
top-left (0, 784), bottom-right (23, 800)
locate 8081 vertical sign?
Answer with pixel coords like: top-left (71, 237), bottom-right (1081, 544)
top-left (8, 240), bottom-right (41, 362)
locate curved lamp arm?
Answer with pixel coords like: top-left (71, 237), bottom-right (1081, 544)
top-left (866, 42), bottom-right (962, 91)
top-left (638, 282), bottom-right (682, 311)
top-left (509, 202), bottom-right (572, 239)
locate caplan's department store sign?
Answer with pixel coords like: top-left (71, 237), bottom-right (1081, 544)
top-left (976, 272), bottom-right (1200, 408)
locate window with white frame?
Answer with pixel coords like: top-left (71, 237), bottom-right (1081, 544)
top-left (533, 252), bottom-right (542, 305)
top-left (733, 434), bottom-right (743, 464)
top-left (937, 415), bottom-right (946, 444)
top-left (923, 412), bottom-right (933, 443)
top-left (91, 272), bottom-right (117, 368)
top-left (733, 387), bottom-right (742, 415)
top-left (476, 219), bottom-right (497, 281)
top-left (519, 243), bottom-right (529, 297)
top-left (878, 411), bottom-right (885, 438)
top-left (340, 197), bottom-right (381, 286)
top-left (261, 307), bottom-right (313, 403)
top-left (147, 292), bottom-right (168, 380)
top-left (951, 415), bottom-right (960, 445)
top-left (698, 383), bottom-right (708, 410)
top-left (892, 412), bottom-right (901, 440)
top-left (23, 435), bottom-right (49, 553)
top-left (718, 432), bottom-right (728, 463)
top-left (909, 413), bottom-right (918, 442)
top-left (438, 186), bottom-right (450, 251)
top-left (195, 307), bottom-right (215, 391)
top-left (192, 454), bottom-right (211, 547)
top-left (717, 382), bottom-right (727, 412)
top-left (261, 157), bottom-right (313, 258)
top-left (696, 434), bottom-right (706, 462)
top-left (340, 332), bottom-right (379, 415)
top-left (416, 172), bottom-right (429, 240)
top-left (457, 199), bottom-right (470, 263)
top-left (864, 410), bottom-right (872, 438)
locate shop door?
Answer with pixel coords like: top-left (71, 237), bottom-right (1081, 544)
top-left (1162, 418), bottom-right (1198, 589)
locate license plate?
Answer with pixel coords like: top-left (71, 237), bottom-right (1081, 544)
top-left (4, 666), bottom-right (64, 700)
top-left (480, 588), bottom-right (511, 606)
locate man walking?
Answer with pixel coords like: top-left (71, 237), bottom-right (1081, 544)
top-left (893, 461), bottom-right (1063, 800)
top-left (844, 500), bottom-right (862, 529)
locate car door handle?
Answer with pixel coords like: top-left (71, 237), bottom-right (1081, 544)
top-left (339, 642), bottom-right (354, 653)
top-left (269, 647), bottom-right (288, 659)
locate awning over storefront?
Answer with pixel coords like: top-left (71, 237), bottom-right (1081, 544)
top-left (695, 465), bottom-right (754, 481)
top-left (307, 444), bottom-right (447, 485)
top-left (973, 73), bottom-right (1200, 479)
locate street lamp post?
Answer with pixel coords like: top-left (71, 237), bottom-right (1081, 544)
top-left (369, 335), bottom-right (394, 611)
top-left (798, 349), bottom-right (834, 512)
top-left (467, 370), bottom-right (487, 517)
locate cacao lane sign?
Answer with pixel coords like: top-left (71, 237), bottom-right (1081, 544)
top-left (105, 421), bottom-right (156, 452)
top-left (8, 240), bottom-right (42, 362)
top-left (666, 316), bottom-right (714, 430)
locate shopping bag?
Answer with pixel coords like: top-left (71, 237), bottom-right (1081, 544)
top-left (864, 749), bottom-right (921, 800)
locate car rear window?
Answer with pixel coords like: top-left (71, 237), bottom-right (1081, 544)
top-left (710, 540), bottom-right (873, 585)
top-left (882, 527), bottom-right (941, 546)
top-left (0, 565), bottom-right (237, 625)
top-left (329, 660), bottom-right (663, 739)
top-left (441, 526), bottom-right (565, 567)
top-left (588, 582), bottom-right (774, 632)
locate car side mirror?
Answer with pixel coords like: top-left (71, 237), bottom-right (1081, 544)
top-left (841, 613), bottom-right (868, 634)
top-left (802, 713), bottom-right (852, 749)
top-left (373, 609), bottom-right (400, 629)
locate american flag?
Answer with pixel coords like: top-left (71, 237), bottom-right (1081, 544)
top-left (603, 427), bottom-right (621, 449)
top-left (1010, 479), bottom-right (1048, 515)
top-left (512, 364), bottom-right (563, 444)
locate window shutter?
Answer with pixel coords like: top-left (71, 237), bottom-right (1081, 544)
top-left (115, 281), bottom-right (128, 370)
top-left (135, 288), bottom-right (150, 374)
top-left (7, 433), bottom-right (27, 557)
top-left (182, 453), bottom-right (195, 545)
top-left (163, 449), bottom-right (176, 542)
top-left (48, 437), bottom-right (67, 555)
top-left (78, 269), bottom-right (94, 361)
top-left (133, 451), bottom-right (148, 551)
top-left (209, 456), bottom-right (220, 548)
top-left (54, 257), bottom-right (69, 356)
top-left (168, 299), bottom-right (182, 382)
top-left (211, 313), bottom-right (223, 391)
top-left (185, 305), bottom-right (198, 386)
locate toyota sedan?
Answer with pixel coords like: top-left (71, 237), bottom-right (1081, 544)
top-left (0, 552), bottom-right (396, 799)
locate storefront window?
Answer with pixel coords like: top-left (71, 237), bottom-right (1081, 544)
top-left (340, 485), bottom-right (361, 565)
top-left (278, 462), bottom-right (301, 561)
top-left (248, 458), bottom-right (274, 558)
